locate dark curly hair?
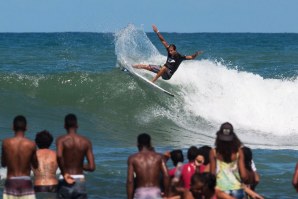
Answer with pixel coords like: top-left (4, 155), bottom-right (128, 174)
top-left (187, 146), bottom-right (198, 161)
top-left (191, 173), bottom-right (216, 198)
top-left (197, 145), bottom-right (212, 165)
top-left (35, 130), bottom-right (54, 149)
top-left (170, 149), bottom-right (184, 166)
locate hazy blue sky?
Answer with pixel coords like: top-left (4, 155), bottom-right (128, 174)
top-left (0, 0), bottom-right (297, 33)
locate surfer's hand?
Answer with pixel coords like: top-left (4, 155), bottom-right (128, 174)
top-left (152, 25), bottom-right (158, 33)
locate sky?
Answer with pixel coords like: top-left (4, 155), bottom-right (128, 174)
top-left (0, 0), bottom-right (297, 33)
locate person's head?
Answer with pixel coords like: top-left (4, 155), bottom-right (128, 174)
top-left (170, 149), bottom-right (184, 166)
top-left (13, 115), bottom-right (27, 132)
top-left (215, 122), bottom-right (242, 162)
top-left (64, 113), bottom-right (78, 130)
top-left (168, 44), bottom-right (177, 56)
top-left (195, 154), bottom-right (204, 167)
top-left (197, 145), bottom-right (212, 166)
top-left (242, 146), bottom-right (253, 171)
top-left (190, 173), bottom-right (216, 199)
top-left (35, 130), bottom-right (54, 149)
top-left (137, 133), bottom-right (152, 150)
top-left (187, 146), bottom-right (198, 162)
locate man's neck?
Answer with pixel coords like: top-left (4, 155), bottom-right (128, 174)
top-left (14, 131), bottom-right (25, 138)
top-left (67, 128), bottom-right (77, 135)
top-left (139, 146), bottom-right (151, 152)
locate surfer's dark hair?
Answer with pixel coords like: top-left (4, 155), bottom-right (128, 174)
top-left (169, 44), bottom-right (176, 50)
top-left (35, 130), bottom-right (53, 149)
top-left (137, 133), bottom-right (151, 149)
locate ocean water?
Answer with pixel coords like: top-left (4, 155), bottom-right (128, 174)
top-left (1, 24), bottom-right (298, 198)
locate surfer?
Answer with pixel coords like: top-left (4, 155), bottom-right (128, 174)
top-left (133, 24), bottom-right (203, 83)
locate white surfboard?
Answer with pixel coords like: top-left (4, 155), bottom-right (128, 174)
top-left (122, 64), bottom-right (174, 97)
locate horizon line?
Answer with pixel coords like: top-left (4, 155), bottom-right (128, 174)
top-left (0, 31), bottom-right (298, 34)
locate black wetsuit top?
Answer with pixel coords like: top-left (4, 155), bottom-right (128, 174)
top-left (164, 51), bottom-right (186, 75)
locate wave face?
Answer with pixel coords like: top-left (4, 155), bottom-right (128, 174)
top-left (1, 29), bottom-right (298, 149)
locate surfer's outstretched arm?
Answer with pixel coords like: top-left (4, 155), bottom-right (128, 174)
top-left (152, 25), bottom-right (169, 49)
top-left (185, 51), bottom-right (203, 60)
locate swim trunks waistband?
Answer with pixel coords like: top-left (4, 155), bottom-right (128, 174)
top-left (59, 174), bottom-right (85, 180)
top-left (134, 187), bottom-right (162, 199)
top-left (9, 176), bottom-right (31, 180)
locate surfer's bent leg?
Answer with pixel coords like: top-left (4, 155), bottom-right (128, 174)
top-left (148, 65), bottom-right (162, 73)
top-left (132, 64), bottom-right (151, 71)
top-left (152, 66), bottom-right (168, 83)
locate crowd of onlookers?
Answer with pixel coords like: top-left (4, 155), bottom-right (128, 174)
top-left (3, 115), bottom-right (298, 199)
top-left (1, 114), bottom-right (95, 199)
top-left (126, 122), bottom-right (265, 199)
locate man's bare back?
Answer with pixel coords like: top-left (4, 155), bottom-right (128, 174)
top-left (1, 136), bottom-right (37, 178)
top-left (127, 133), bottom-right (169, 199)
top-left (128, 149), bottom-right (166, 188)
top-left (56, 114), bottom-right (95, 199)
top-left (56, 132), bottom-right (94, 175)
top-left (1, 116), bottom-right (38, 198)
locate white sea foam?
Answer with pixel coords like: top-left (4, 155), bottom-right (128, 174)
top-left (171, 59), bottom-right (298, 136)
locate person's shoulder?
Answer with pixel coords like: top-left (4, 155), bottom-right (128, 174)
top-left (39, 148), bottom-right (56, 154)
top-left (152, 151), bottom-right (165, 161)
top-left (1, 137), bottom-right (10, 144)
top-left (175, 51), bottom-right (183, 56)
top-left (1, 138), bottom-right (11, 149)
top-left (2, 137), bottom-right (19, 148)
top-left (76, 134), bottom-right (92, 145)
top-left (210, 148), bottom-right (216, 156)
top-left (21, 137), bottom-right (35, 145)
top-left (183, 189), bottom-right (193, 199)
top-left (156, 152), bottom-right (165, 158)
top-left (78, 133), bottom-right (90, 141)
top-left (20, 138), bottom-right (36, 150)
top-left (127, 152), bottom-right (139, 162)
top-left (47, 149), bottom-right (57, 157)
top-left (56, 134), bottom-right (65, 140)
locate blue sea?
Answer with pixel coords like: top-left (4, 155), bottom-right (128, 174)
top-left (1, 24), bottom-right (298, 198)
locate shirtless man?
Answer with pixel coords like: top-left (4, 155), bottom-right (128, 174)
top-left (292, 162), bottom-right (298, 192)
top-left (126, 133), bottom-right (169, 199)
top-left (56, 113), bottom-right (95, 199)
top-left (133, 25), bottom-right (203, 83)
top-left (1, 115), bottom-right (38, 199)
top-left (33, 130), bottom-right (58, 198)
